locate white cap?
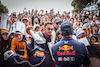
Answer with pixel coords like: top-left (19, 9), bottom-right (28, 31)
top-left (4, 50), bottom-right (15, 60)
top-left (21, 17), bottom-right (29, 22)
top-left (15, 32), bottom-right (22, 35)
top-left (16, 21), bottom-right (26, 34)
top-left (33, 24), bottom-right (40, 30)
top-left (0, 13), bottom-right (10, 31)
top-left (54, 17), bottom-right (62, 23)
top-left (9, 21), bottom-right (26, 35)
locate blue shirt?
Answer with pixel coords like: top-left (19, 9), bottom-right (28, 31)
top-left (52, 37), bottom-right (90, 67)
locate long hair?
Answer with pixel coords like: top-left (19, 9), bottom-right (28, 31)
top-left (0, 34), bottom-right (11, 54)
top-left (87, 42), bottom-right (100, 58)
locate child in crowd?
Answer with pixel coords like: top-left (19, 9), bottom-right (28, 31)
top-left (55, 29), bottom-right (63, 43)
top-left (0, 29), bottom-right (11, 67)
top-left (76, 28), bottom-right (90, 46)
top-left (90, 35), bottom-right (98, 43)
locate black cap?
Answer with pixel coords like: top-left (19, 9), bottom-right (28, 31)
top-left (60, 22), bottom-right (74, 31)
top-left (60, 22), bottom-right (74, 36)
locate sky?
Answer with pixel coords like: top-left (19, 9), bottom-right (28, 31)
top-left (1, 0), bottom-right (73, 15)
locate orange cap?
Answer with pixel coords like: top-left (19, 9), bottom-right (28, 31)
top-left (1, 29), bottom-right (9, 34)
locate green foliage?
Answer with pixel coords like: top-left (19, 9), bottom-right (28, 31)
top-left (0, 1), bottom-right (9, 14)
top-left (97, 2), bottom-right (100, 10)
top-left (71, 0), bottom-right (76, 7)
top-left (71, 0), bottom-right (98, 14)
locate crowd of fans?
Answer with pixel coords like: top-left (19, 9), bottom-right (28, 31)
top-left (0, 9), bottom-right (100, 67)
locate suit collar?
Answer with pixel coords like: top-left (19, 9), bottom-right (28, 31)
top-left (61, 37), bottom-right (73, 41)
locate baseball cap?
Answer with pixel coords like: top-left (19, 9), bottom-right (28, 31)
top-left (82, 23), bottom-right (89, 30)
top-left (4, 50), bottom-right (16, 60)
top-left (21, 17), bottom-right (29, 22)
top-left (60, 22), bottom-right (74, 31)
top-left (33, 24), bottom-right (40, 30)
top-left (54, 17), bottom-right (62, 23)
top-left (15, 31), bottom-right (22, 35)
top-left (1, 29), bottom-right (9, 35)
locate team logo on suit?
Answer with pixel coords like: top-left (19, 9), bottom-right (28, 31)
top-left (57, 45), bottom-right (76, 61)
top-left (59, 45), bottom-right (73, 51)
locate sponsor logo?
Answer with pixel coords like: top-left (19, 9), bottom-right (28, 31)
top-left (57, 45), bottom-right (76, 61)
top-left (59, 45), bottom-right (73, 51)
top-left (58, 57), bottom-right (75, 61)
top-left (8, 52), bottom-right (12, 55)
top-left (64, 41), bottom-right (68, 44)
top-left (57, 50), bottom-right (75, 56)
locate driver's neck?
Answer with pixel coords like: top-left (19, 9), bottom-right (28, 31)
top-left (63, 35), bottom-right (72, 37)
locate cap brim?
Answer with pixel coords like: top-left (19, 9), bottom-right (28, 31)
top-left (55, 19), bottom-right (62, 23)
top-left (1, 29), bottom-right (9, 34)
top-left (82, 26), bottom-right (88, 29)
top-left (21, 18), bottom-right (28, 22)
top-left (15, 32), bottom-right (22, 35)
top-left (76, 31), bottom-right (86, 38)
top-left (1, 31), bottom-right (9, 35)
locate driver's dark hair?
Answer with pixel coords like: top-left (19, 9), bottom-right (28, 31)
top-left (61, 30), bottom-right (73, 36)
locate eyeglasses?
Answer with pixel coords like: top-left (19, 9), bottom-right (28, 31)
top-left (46, 28), bottom-right (53, 31)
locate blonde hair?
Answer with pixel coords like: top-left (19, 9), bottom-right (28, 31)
top-left (26, 25), bottom-right (33, 33)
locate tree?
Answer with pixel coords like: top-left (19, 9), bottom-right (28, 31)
top-left (97, 2), bottom-right (100, 10)
top-left (71, 0), bottom-right (98, 13)
top-left (0, 1), bottom-right (9, 14)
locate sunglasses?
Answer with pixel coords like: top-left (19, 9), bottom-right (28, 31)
top-left (56, 22), bottom-right (61, 25)
top-left (36, 27), bottom-right (40, 29)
